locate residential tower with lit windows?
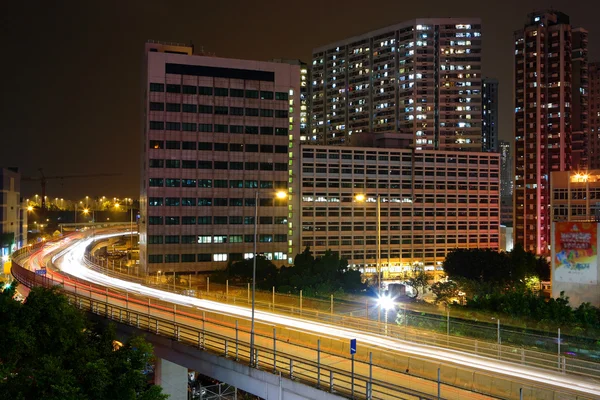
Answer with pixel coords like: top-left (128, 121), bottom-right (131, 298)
top-left (271, 59), bottom-right (311, 141)
top-left (513, 10), bottom-right (588, 254)
top-left (300, 142), bottom-right (500, 276)
top-left (140, 41), bottom-right (301, 274)
top-left (482, 78), bottom-right (498, 152)
top-left (589, 62), bottom-right (600, 169)
top-left (311, 18), bottom-right (482, 150)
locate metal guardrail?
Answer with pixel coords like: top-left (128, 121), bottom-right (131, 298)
top-left (80, 249), bottom-right (600, 383)
top-left (11, 252), bottom-right (598, 400)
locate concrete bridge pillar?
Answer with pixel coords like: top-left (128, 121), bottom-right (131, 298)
top-left (155, 357), bottom-right (188, 400)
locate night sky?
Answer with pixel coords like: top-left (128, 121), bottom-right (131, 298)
top-left (2, 0), bottom-right (599, 200)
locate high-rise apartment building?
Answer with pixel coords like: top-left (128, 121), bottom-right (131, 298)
top-left (300, 145), bottom-right (500, 274)
top-left (571, 28), bottom-right (589, 169)
top-left (499, 141), bottom-right (513, 198)
top-left (499, 140), bottom-right (513, 225)
top-left (482, 78), bottom-right (499, 152)
top-left (513, 10), bottom-right (587, 254)
top-left (589, 63), bottom-right (600, 169)
top-left (271, 59), bottom-right (311, 141)
top-left (311, 19), bottom-right (482, 150)
top-left (140, 42), bottom-right (301, 274)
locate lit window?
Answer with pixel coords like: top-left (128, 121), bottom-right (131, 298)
top-left (197, 236), bottom-right (212, 244)
top-left (213, 253), bottom-right (228, 262)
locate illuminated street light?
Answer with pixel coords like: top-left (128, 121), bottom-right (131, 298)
top-left (250, 190), bottom-right (289, 368)
top-left (378, 294), bottom-right (395, 336)
top-left (355, 193), bottom-right (382, 294)
top-left (27, 206), bottom-right (34, 212)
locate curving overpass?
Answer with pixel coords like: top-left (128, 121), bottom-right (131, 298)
top-left (11, 229), bottom-right (600, 400)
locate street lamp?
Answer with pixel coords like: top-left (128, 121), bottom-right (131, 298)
top-left (378, 294), bottom-right (395, 335)
top-left (250, 190), bottom-right (288, 367)
top-left (157, 270), bottom-right (162, 284)
top-left (128, 198), bottom-right (135, 256)
top-left (355, 193), bottom-right (382, 294)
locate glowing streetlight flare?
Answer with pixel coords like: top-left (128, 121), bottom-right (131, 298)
top-left (377, 294), bottom-right (395, 311)
top-left (275, 191), bottom-right (287, 199)
top-left (355, 194), bottom-right (366, 202)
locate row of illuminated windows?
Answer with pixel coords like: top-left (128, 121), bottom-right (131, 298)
top-left (148, 216), bottom-right (289, 225)
top-left (149, 140), bottom-right (289, 151)
top-left (149, 196), bottom-right (287, 208)
top-left (302, 166), bottom-right (498, 178)
top-left (302, 210), bottom-right (498, 218)
top-left (303, 237), bottom-right (498, 248)
top-left (149, 102), bottom-right (289, 118)
top-left (147, 215), bottom-right (286, 225)
top-left (148, 234), bottom-right (287, 244)
top-left (301, 224), bottom-right (497, 231)
top-left (148, 251), bottom-right (287, 264)
top-left (147, 162), bottom-right (288, 181)
top-left (302, 181), bottom-right (499, 191)
top-left (149, 122), bottom-right (289, 134)
top-left (150, 143), bottom-right (287, 154)
top-left (302, 196), bottom-right (499, 204)
top-left (553, 205), bottom-right (600, 216)
top-left (302, 150), bottom-right (499, 165)
top-left (148, 161), bottom-right (289, 172)
top-left (553, 188), bottom-right (600, 200)
top-left (148, 179), bottom-right (286, 189)
top-left (150, 83), bottom-right (289, 100)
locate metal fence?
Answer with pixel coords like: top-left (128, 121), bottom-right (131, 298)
top-left (10, 253), bottom-right (598, 400)
top-left (76, 247), bottom-right (600, 382)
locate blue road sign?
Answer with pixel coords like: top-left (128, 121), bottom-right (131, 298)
top-left (350, 338), bottom-right (357, 354)
top-left (35, 269), bottom-right (46, 276)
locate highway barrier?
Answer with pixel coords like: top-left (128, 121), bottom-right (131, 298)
top-left (11, 244), bottom-right (599, 400)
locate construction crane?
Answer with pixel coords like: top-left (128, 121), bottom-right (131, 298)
top-left (22, 168), bottom-right (121, 211)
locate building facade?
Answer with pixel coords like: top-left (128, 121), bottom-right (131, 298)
top-left (590, 63), bottom-right (600, 169)
top-left (571, 28), bottom-right (589, 169)
top-left (300, 145), bottom-right (500, 276)
top-left (1, 168), bottom-right (27, 259)
top-left (270, 59), bottom-right (311, 142)
top-left (140, 42), bottom-right (301, 274)
top-left (513, 10), bottom-right (587, 254)
top-left (482, 78), bottom-right (499, 152)
top-left (311, 19), bottom-right (483, 150)
top-left (550, 171), bottom-right (600, 307)
top-left (499, 140), bottom-right (513, 225)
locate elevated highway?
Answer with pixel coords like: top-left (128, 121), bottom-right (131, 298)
top-left (11, 230), bottom-right (600, 400)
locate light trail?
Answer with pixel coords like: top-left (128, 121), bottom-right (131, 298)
top-left (48, 232), bottom-right (600, 398)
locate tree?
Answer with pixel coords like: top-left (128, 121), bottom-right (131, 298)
top-left (226, 256), bottom-right (279, 289)
top-left (0, 282), bottom-right (168, 400)
top-left (405, 271), bottom-right (430, 299)
top-left (430, 280), bottom-right (460, 304)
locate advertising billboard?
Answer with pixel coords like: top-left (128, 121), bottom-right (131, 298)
top-left (553, 222), bottom-right (598, 284)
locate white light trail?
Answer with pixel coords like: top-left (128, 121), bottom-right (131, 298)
top-left (50, 233), bottom-right (600, 397)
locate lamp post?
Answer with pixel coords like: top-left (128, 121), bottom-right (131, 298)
top-left (128, 198), bottom-right (134, 253)
top-left (249, 190), bottom-right (287, 367)
top-left (356, 194), bottom-right (382, 294)
top-left (378, 295), bottom-right (394, 336)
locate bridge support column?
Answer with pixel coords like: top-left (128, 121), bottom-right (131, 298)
top-left (155, 357), bottom-right (187, 400)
